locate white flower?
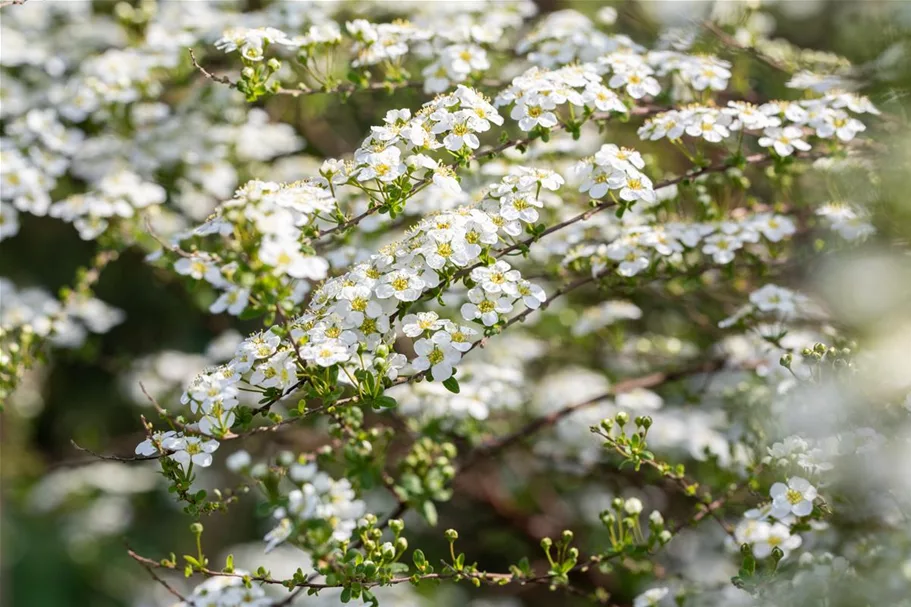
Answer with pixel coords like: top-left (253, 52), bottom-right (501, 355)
top-left (516, 279), bottom-right (547, 309)
top-left (174, 256), bottom-right (213, 280)
top-left (471, 261), bottom-right (521, 296)
top-left (226, 450), bottom-right (252, 472)
top-left (358, 147), bottom-right (405, 182)
top-left (770, 476), bottom-right (817, 518)
top-left (461, 287), bottom-right (513, 326)
top-left (165, 435), bottom-right (219, 470)
top-left (753, 213), bottom-right (796, 243)
top-left (609, 66), bottom-right (661, 99)
top-left (752, 521), bottom-right (802, 559)
top-left (401, 311), bottom-right (445, 337)
top-left (758, 126), bottom-right (812, 157)
top-left (633, 587), bottom-right (669, 607)
top-left (412, 333), bottom-right (462, 381)
top-left (618, 172), bottom-right (656, 205)
top-left (209, 286), bottom-right (250, 316)
top-left (616, 388), bottom-right (663, 411)
top-left (595, 144), bottom-right (645, 172)
top-left (134, 430), bottom-right (178, 456)
top-left (749, 284), bottom-right (798, 316)
top-left (303, 340), bottom-right (350, 367)
top-left (701, 233), bottom-right (742, 264)
top-left (511, 95), bottom-right (559, 131)
top-left (375, 269), bottom-right (425, 302)
top-left (250, 350), bottom-right (297, 389)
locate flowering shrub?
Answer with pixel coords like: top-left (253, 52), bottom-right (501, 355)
top-left (3, 2), bottom-right (911, 607)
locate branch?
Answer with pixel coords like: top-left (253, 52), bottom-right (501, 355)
top-left (311, 104), bottom-right (666, 241)
top-left (52, 440), bottom-right (161, 468)
top-left (459, 360), bottom-right (729, 471)
top-left (127, 544), bottom-right (601, 595)
top-left (702, 20), bottom-right (791, 74)
top-left (126, 547), bottom-right (187, 602)
top-left (188, 47), bottom-right (502, 98)
top-left (188, 48), bottom-right (235, 87)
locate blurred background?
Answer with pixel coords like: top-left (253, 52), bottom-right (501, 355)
top-left (2, 1), bottom-right (911, 606)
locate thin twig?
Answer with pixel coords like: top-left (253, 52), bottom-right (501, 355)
top-left (126, 547), bottom-right (188, 602)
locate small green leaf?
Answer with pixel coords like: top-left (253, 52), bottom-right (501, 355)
top-left (421, 501), bottom-right (438, 526)
top-left (373, 395), bottom-right (398, 409)
top-left (413, 549), bottom-right (426, 567)
top-left (442, 376), bottom-right (460, 394)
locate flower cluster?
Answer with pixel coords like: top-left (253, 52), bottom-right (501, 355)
top-left (732, 477), bottom-right (819, 560)
top-left (4, 4), bottom-right (901, 607)
top-left (495, 64), bottom-right (627, 132)
top-left (574, 143), bottom-right (655, 206)
top-left (571, 212), bottom-right (798, 278)
top-left (719, 284), bottom-right (818, 328)
top-left (816, 202), bottom-right (876, 241)
top-left (263, 460), bottom-right (366, 551)
top-left (167, 179), bottom-right (335, 317)
top-left (0, 278), bottom-right (124, 348)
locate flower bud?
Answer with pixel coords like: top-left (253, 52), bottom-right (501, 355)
top-left (277, 450), bottom-right (294, 466)
top-left (444, 529), bottom-right (459, 542)
top-left (624, 497), bottom-right (643, 515)
top-left (381, 542), bottom-right (396, 561)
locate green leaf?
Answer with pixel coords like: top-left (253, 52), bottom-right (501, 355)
top-left (372, 395), bottom-right (398, 409)
top-left (421, 501), bottom-right (438, 526)
top-left (340, 587), bottom-right (351, 603)
top-left (238, 306), bottom-right (265, 320)
top-left (442, 376), bottom-right (460, 394)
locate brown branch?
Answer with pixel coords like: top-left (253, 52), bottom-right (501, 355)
top-left (126, 547), bottom-right (188, 602)
top-left (188, 48), bottom-right (235, 87)
top-left (127, 543), bottom-right (601, 595)
top-left (312, 105), bottom-right (667, 241)
top-left (53, 440), bottom-right (161, 468)
top-left (189, 47), bottom-right (501, 99)
top-left (459, 360), bottom-right (728, 471)
top-left (702, 21), bottom-right (791, 74)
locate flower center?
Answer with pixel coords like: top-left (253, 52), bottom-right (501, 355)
top-left (427, 347), bottom-right (445, 365)
top-left (786, 488), bottom-right (804, 505)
